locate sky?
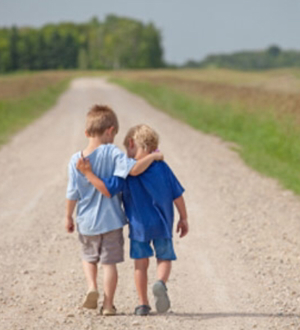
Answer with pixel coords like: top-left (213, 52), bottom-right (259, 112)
top-left (0, 0), bottom-right (299, 64)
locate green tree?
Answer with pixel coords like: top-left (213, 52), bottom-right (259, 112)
top-left (78, 48), bottom-right (89, 70)
top-left (267, 45), bottom-right (281, 57)
top-left (9, 26), bottom-right (19, 70)
top-left (0, 15), bottom-right (165, 72)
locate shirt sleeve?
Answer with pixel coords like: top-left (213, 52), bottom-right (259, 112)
top-left (66, 160), bottom-right (80, 200)
top-left (164, 163), bottom-right (185, 200)
top-left (102, 176), bottom-right (126, 197)
top-left (112, 146), bottom-right (136, 178)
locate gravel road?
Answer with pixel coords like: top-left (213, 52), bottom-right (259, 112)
top-left (1, 78), bottom-right (300, 330)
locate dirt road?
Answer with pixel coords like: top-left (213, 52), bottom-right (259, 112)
top-left (1, 78), bottom-right (300, 330)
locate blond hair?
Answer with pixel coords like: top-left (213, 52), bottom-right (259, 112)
top-left (86, 105), bottom-right (119, 136)
top-left (124, 124), bottom-right (159, 152)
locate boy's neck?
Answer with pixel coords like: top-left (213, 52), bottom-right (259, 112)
top-left (134, 148), bottom-right (151, 160)
top-left (83, 136), bottom-right (108, 156)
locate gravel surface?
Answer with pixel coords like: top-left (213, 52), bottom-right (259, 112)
top-left (1, 78), bottom-right (300, 330)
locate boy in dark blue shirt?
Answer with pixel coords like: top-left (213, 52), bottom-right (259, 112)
top-left (76, 124), bottom-right (188, 316)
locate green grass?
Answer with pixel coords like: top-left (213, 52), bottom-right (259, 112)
top-left (0, 77), bottom-right (71, 145)
top-left (112, 78), bottom-right (300, 194)
top-left (2, 70), bottom-right (300, 194)
top-left (0, 70), bottom-right (106, 147)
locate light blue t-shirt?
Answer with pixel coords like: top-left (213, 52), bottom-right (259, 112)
top-left (66, 144), bottom-right (136, 236)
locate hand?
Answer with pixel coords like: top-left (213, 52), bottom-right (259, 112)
top-left (152, 151), bottom-right (164, 161)
top-left (76, 157), bottom-right (92, 175)
top-left (176, 219), bottom-right (188, 238)
top-left (65, 216), bottom-right (75, 233)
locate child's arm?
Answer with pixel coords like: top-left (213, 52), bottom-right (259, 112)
top-left (76, 158), bottom-right (111, 197)
top-left (86, 172), bottom-right (111, 197)
top-left (174, 195), bottom-right (188, 238)
top-left (76, 158), bottom-right (124, 198)
top-left (76, 151), bottom-right (164, 195)
top-left (65, 199), bottom-right (77, 233)
top-left (65, 158), bottom-right (79, 233)
top-left (129, 152), bottom-right (164, 176)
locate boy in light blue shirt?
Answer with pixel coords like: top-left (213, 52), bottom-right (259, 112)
top-left (65, 106), bottom-right (162, 315)
top-left (77, 124), bottom-right (188, 316)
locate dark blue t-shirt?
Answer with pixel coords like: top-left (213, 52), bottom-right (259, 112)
top-left (103, 161), bottom-right (184, 242)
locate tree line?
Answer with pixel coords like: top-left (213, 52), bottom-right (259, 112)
top-left (0, 15), bottom-right (164, 73)
top-left (185, 46), bottom-right (300, 70)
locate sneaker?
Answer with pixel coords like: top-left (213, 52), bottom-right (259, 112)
top-left (152, 280), bottom-right (170, 313)
top-left (82, 289), bottom-right (99, 309)
top-left (134, 305), bottom-right (151, 316)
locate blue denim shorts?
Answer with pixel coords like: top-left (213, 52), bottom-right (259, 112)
top-left (130, 238), bottom-right (177, 260)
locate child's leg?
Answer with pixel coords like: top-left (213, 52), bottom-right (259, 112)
top-left (79, 234), bottom-right (101, 291)
top-left (154, 238), bottom-right (176, 283)
top-left (130, 240), bottom-right (154, 309)
top-left (102, 264), bottom-right (118, 309)
top-left (153, 260), bottom-right (172, 313)
top-left (82, 260), bottom-right (98, 290)
top-left (156, 260), bottom-right (172, 283)
top-left (152, 239), bottom-right (176, 313)
top-left (79, 233), bottom-right (100, 309)
top-left (100, 228), bottom-right (124, 312)
top-left (134, 258), bottom-right (150, 306)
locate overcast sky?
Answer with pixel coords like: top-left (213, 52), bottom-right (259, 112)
top-left (0, 0), bottom-right (299, 64)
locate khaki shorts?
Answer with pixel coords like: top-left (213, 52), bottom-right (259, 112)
top-left (78, 228), bottom-right (124, 264)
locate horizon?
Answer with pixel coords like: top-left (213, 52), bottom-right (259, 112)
top-left (1, 0), bottom-right (299, 64)
top-left (0, 16), bottom-right (298, 66)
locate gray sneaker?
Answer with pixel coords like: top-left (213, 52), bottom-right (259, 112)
top-left (152, 280), bottom-right (170, 313)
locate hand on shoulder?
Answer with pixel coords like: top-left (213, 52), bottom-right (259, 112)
top-left (151, 150), bottom-right (164, 161)
top-left (76, 157), bottom-right (92, 175)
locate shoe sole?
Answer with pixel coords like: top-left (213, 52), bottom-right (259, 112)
top-left (102, 310), bottom-right (116, 316)
top-left (152, 282), bottom-right (170, 313)
top-left (82, 291), bottom-right (99, 309)
top-left (101, 306), bottom-right (117, 316)
top-left (134, 305), bottom-right (151, 316)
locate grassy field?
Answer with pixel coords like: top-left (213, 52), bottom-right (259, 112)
top-left (110, 68), bottom-right (300, 194)
top-left (0, 70), bottom-right (108, 145)
top-left (112, 68), bottom-right (300, 89)
top-left (0, 71), bottom-right (76, 145)
top-left (2, 68), bottom-right (300, 194)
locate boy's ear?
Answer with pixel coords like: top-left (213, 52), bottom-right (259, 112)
top-left (84, 130), bottom-right (89, 138)
top-left (108, 126), bottom-right (115, 135)
top-left (129, 138), bottom-right (135, 148)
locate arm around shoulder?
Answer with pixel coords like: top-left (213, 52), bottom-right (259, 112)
top-left (76, 158), bottom-right (111, 198)
top-left (85, 172), bottom-right (111, 198)
top-left (129, 152), bottom-right (164, 176)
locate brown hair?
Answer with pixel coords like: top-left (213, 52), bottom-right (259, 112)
top-left (86, 105), bottom-right (119, 136)
top-left (123, 124), bottom-right (159, 152)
